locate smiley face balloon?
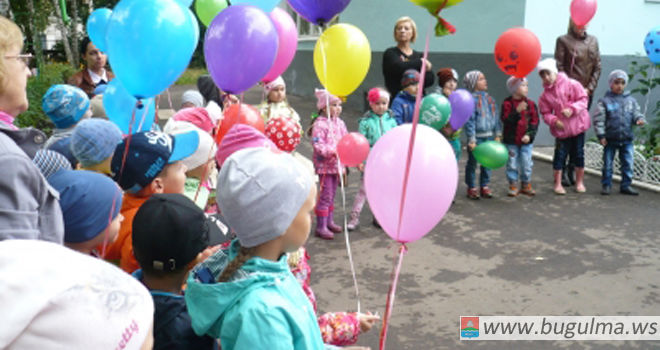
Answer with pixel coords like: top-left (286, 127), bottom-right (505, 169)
top-left (494, 27), bottom-right (541, 78)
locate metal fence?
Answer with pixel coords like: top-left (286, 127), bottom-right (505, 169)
top-left (584, 141), bottom-right (660, 186)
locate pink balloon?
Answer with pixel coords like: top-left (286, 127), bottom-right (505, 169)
top-left (337, 132), bottom-right (369, 167)
top-left (262, 8), bottom-right (298, 83)
top-left (365, 124), bottom-right (458, 243)
top-left (570, 0), bottom-right (597, 27)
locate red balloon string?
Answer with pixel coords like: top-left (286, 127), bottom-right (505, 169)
top-left (118, 101), bottom-right (140, 184)
top-left (378, 243), bottom-right (408, 350)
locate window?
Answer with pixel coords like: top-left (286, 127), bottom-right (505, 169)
top-left (284, 5), bottom-right (338, 40)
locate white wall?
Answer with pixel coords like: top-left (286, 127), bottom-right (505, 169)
top-left (524, 0), bottom-right (660, 56)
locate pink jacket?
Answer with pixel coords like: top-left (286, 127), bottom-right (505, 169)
top-left (311, 115), bottom-right (348, 174)
top-left (538, 72), bottom-right (591, 139)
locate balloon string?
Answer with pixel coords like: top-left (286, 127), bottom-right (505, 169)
top-left (378, 243), bottom-right (408, 350)
top-left (166, 88), bottom-right (174, 110)
top-left (338, 158), bottom-right (361, 314)
top-left (100, 193), bottom-right (119, 258)
top-left (643, 66), bottom-right (655, 117)
top-left (153, 95), bottom-right (160, 131)
top-left (137, 99), bottom-right (151, 132)
top-left (118, 101), bottom-right (139, 184)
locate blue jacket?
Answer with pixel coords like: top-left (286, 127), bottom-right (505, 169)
top-left (594, 91), bottom-right (646, 141)
top-left (185, 240), bottom-right (332, 350)
top-left (358, 110), bottom-right (398, 147)
top-left (464, 91), bottom-right (502, 143)
top-left (391, 90), bottom-right (416, 125)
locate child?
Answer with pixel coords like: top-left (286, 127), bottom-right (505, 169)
top-left (181, 89), bottom-right (204, 109)
top-left (391, 69), bottom-right (419, 125)
top-left (594, 70), bottom-right (646, 196)
top-left (70, 118), bottom-right (123, 175)
top-left (537, 58), bottom-right (591, 195)
top-left (463, 70), bottom-right (502, 199)
top-left (311, 89), bottom-right (348, 240)
top-left (42, 84), bottom-right (91, 148)
top-left (348, 87), bottom-right (397, 231)
top-left (107, 130), bottom-right (199, 273)
top-left (166, 106), bottom-right (223, 138)
top-left (437, 68), bottom-right (462, 161)
top-left (48, 169), bottom-right (124, 256)
top-left (501, 77), bottom-right (539, 197)
top-left (32, 149), bottom-right (72, 179)
top-left (257, 76), bottom-right (301, 125)
top-left (132, 193), bottom-right (228, 350)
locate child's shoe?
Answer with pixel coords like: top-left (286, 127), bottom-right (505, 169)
top-left (467, 188), bottom-right (480, 200)
top-left (520, 182), bottom-right (536, 196)
top-left (480, 186), bottom-right (493, 198)
top-left (601, 185), bottom-right (611, 195)
top-left (507, 184), bottom-right (519, 197)
top-left (620, 187), bottom-right (639, 196)
top-left (347, 212), bottom-right (360, 231)
top-left (315, 216), bottom-right (334, 240)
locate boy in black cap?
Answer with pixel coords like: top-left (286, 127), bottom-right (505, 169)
top-left (133, 193), bottom-right (230, 350)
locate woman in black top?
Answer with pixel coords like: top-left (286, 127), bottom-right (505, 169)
top-left (382, 16), bottom-right (435, 99)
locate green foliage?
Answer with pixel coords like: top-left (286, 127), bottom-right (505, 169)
top-left (175, 68), bottom-right (208, 85)
top-left (16, 63), bottom-right (77, 136)
top-left (628, 60), bottom-right (660, 158)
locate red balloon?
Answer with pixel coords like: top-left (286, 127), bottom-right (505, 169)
top-left (215, 104), bottom-right (265, 145)
top-left (337, 132), bottom-right (369, 167)
top-left (570, 0), bottom-right (597, 27)
top-left (494, 28), bottom-right (541, 78)
top-left (264, 117), bottom-right (302, 152)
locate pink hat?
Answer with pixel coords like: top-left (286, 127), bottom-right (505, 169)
top-left (264, 76), bottom-right (285, 94)
top-left (172, 107), bottom-right (215, 134)
top-left (315, 89), bottom-right (341, 111)
top-left (215, 124), bottom-right (276, 167)
top-left (367, 87), bottom-right (390, 104)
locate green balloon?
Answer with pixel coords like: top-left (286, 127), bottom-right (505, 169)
top-left (195, 0), bottom-right (229, 26)
top-left (472, 141), bottom-right (509, 169)
top-left (419, 93), bottom-right (451, 131)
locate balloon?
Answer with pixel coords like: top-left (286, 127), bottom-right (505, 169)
top-left (409, 0), bottom-right (463, 12)
top-left (262, 8), bottom-right (298, 83)
top-left (232, 0), bottom-right (280, 12)
top-left (448, 89), bottom-right (475, 130)
top-left (337, 132), bottom-right (370, 167)
top-left (103, 79), bottom-right (156, 135)
top-left (205, 5), bottom-right (279, 94)
top-left (177, 0), bottom-right (193, 7)
top-left (494, 27), bottom-right (541, 78)
top-left (365, 124), bottom-right (458, 243)
top-left (215, 104), bottom-right (265, 144)
top-left (419, 93), bottom-right (451, 131)
top-left (472, 141), bottom-right (509, 169)
top-left (313, 23), bottom-right (371, 97)
top-left (287, 0), bottom-right (351, 25)
top-left (194, 0), bottom-right (228, 26)
top-left (644, 26), bottom-right (660, 64)
top-left (106, 0), bottom-right (198, 99)
top-left (570, 0), bottom-right (597, 27)
top-left (86, 8), bottom-right (112, 52)
top-left (264, 117), bottom-right (302, 152)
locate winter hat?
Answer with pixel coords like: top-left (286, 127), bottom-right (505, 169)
top-left (47, 137), bottom-right (78, 168)
top-left (0, 240), bottom-right (154, 350)
top-left (264, 76), bottom-right (285, 94)
top-left (71, 119), bottom-right (124, 167)
top-left (48, 170), bottom-right (123, 243)
top-left (315, 88), bottom-right (342, 111)
top-left (401, 69), bottom-right (420, 88)
top-left (367, 87), bottom-right (390, 103)
top-left (215, 124), bottom-right (276, 167)
top-left (537, 58), bottom-right (558, 76)
top-left (42, 84), bottom-right (91, 129)
top-left (164, 120), bottom-right (216, 171)
top-left (32, 149), bottom-right (72, 179)
top-left (181, 90), bottom-right (204, 108)
top-left (608, 69), bottom-right (629, 86)
top-left (170, 107), bottom-right (216, 134)
top-left (506, 76), bottom-right (528, 94)
top-left (463, 70), bottom-right (483, 92)
top-left (217, 147), bottom-right (313, 248)
top-left (437, 68), bottom-right (459, 88)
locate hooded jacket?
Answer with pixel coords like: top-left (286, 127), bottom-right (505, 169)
top-left (554, 27), bottom-right (601, 94)
top-left (538, 72), bottom-right (591, 139)
top-left (390, 90), bottom-right (417, 125)
top-left (594, 91), bottom-right (646, 141)
top-left (311, 115), bottom-right (347, 175)
top-left (358, 110), bottom-right (398, 147)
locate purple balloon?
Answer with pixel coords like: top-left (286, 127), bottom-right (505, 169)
top-left (448, 89), bottom-right (475, 130)
top-left (204, 5), bottom-right (278, 94)
top-left (287, 0), bottom-right (351, 25)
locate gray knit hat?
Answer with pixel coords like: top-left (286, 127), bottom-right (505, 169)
top-left (217, 147), bottom-right (313, 248)
top-left (463, 70), bottom-right (483, 92)
top-left (608, 69), bottom-right (629, 87)
top-left (71, 119), bottom-right (123, 167)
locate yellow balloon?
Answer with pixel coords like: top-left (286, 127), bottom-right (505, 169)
top-left (313, 23), bottom-right (371, 97)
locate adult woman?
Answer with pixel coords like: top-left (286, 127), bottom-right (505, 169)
top-left (382, 16), bottom-right (435, 100)
top-left (0, 16), bottom-right (64, 243)
top-left (68, 37), bottom-right (115, 98)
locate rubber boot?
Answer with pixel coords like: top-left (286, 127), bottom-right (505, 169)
top-left (568, 164), bottom-right (576, 186)
top-left (347, 212), bottom-right (360, 231)
top-left (575, 167), bottom-right (586, 193)
top-left (554, 170), bottom-right (566, 195)
top-left (561, 164), bottom-right (572, 187)
top-left (315, 216), bottom-right (334, 240)
top-left (327, 209), bottom-right (343, 233)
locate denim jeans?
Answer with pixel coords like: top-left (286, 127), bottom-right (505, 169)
top-left (505, 144), bottom-right (533, 184)
top-left (466, 137), bottom-right (493, 188)
top-left (602, 140), bottom-right (634, 188)
top-left (553, 133), bottom-right (585, 170)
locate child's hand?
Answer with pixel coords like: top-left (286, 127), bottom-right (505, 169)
top-left (555, 120), bottom-right (565, 131)
top-left (561, 108), bottom-right (573, 118)
top-left (358, 312), bottom-right (381, 333)
top-left (637, 120), bottom-right (646, 126)
top-left (600, 138), bottom-right (607, 146)
top-left (516, 101), bottom-right (528, 113)
top-left (494, 137), bottom-right (501, 143)
top-left (468, 142), bottom-right (476, 151)
top-left (357, 163), bottom-right (365, 172)
top-left (521, 135), bottom-right (530, 144)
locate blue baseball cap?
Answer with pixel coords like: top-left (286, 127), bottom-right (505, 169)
top-left (42, 84), bottom-right (90, 129)
top-left (111, 131), bottom-right (199, 192)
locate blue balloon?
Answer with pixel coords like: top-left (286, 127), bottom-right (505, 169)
top-left (86, 8), bottom-right (112, 52)
top-left (103, 79), bottom-right (157, 134)
top-left (644, 26), bottom-right (660, 64)
top-left (106, 0), bottom-right (198, 99)
top-left (231, 0), bottom-right (281, 12)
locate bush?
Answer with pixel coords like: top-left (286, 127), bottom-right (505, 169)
top-left (16, 63), bottom-right (77, 136)
top-left (176, 68), bottom-right (208, 85)
top-left (628, 60), bottom-right (660, 158)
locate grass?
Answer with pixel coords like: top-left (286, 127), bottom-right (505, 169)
top-left (175, 68), bottom-right (208, 85)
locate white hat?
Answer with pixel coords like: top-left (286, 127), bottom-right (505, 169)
top-left (181, 90), bottom-right (204, 108)
top-left (164, 120), bottom-right (216, 171)
top-left (537, 58), bottom-right (558, 75)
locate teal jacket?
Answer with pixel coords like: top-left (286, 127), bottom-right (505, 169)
top-left (185, 240), bottom-right (329, 350)
top-left (358, 110), bottom-right (398, 147)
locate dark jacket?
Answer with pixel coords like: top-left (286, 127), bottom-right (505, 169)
top-left (500, 96), bottom-right (539, 146)
top-left (382, 47), bottom-right (435, 98)
top-left (554, 28), bottom-right (601, 95)
top-left (594, 91), bottom-right (646, 142)
top-left (390, 90), bottom-right (416, 125)
top-left (67, 68), bottom-right (115, 98)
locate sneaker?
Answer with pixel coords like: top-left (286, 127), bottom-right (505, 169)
top-left (520, 183), bottom-right (536, 196)
top-left (507, 184), bottom-right (519, 197)
top-left (601, 185), bottom-right (611, 195)
top-left (480, 186), bottom-right (493, 198)
top-left (620, 187), bottom-right (639, 196)
top-left (347, 214), bottom-right (360, 231)
top-left (467, 188), bottom-right (480, 200)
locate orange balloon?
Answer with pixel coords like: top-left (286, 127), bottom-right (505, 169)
top-left (214, 104), bottom-right (265, 145)
top-left (494, 27), bottom-right (541, 78)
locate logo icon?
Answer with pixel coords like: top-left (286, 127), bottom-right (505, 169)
top-left (461, 316), bottom-right (479, 339)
